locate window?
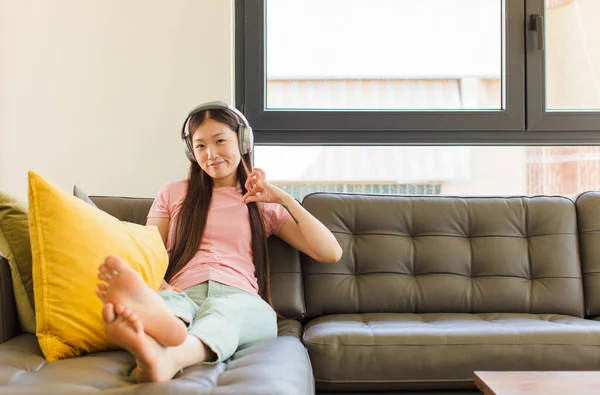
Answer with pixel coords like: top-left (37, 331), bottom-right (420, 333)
top-left (527, 0), bottom-right (600, 131)
top-left (237, 0), bottom-right (600, 143)
top-left (239, 1), bottom-right (600, 197)
top-left (265, 1), bottom-right (503, 111)
top-left (237, 0), bottom-right (525, 143)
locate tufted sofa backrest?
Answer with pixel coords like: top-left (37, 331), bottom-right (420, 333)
top-left (301, 193), bottom-right (584, 319)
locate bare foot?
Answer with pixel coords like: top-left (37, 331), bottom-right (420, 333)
top-left (102, 303), bottom-right (184, 383)
top-left (98, 255), bottom-right (187, 347)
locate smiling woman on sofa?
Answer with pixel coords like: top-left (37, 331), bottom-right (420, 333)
top-left (95, 101), bottom-right (342, 383)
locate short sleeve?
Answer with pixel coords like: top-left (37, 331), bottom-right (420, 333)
top-left (261, 203), bottom-right (292, 236)
top-left (147, 183), bottom-right (171, 219)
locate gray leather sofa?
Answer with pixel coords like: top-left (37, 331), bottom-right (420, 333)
top-left (3, 191), bottom-right (600, 394)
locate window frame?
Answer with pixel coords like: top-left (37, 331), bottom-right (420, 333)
top-left (236, 0), bottom-right (600, 145)
top-left (525, 0), bottom-right (600, 132)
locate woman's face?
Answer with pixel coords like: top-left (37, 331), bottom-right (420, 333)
top-left (192, 118), bottom-right (241, 187)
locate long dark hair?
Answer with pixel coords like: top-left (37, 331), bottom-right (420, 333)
top-left (164, 109), bottom-right (272, 303)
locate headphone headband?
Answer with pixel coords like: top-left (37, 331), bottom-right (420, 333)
top-left (180, 101), bottom-right (254, 162)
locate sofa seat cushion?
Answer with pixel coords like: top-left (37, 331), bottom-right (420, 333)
top-left (0, 334), bottom-right (314, 395)
top-left (304, 313), bottom-right (600, 392)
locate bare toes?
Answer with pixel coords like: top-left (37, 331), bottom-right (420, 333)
top-left (114, 303), bottom-right (125, 315)
top-left (132, 319), bottom-right (142, 333)
top-left (98, 272), bottom-right (111, 283)
top-left (99, 263), bottom-right (110, 275)
top-left (126, 312), bottom-right (140, 327)
top-left (101, 303), bottom-right (116, 323)
top-left (121, 307), bottom-right (132, 318)
top-left (96, 290), bottom-right (106, 301)
top-left (104, 255), bottom-right (126, 275)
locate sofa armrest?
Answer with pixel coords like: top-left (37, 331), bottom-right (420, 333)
top-left (0, 255), bottom-right (20, 343)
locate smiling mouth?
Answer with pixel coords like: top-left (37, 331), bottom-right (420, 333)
top-left (209, 161), bottom-right (225, 167)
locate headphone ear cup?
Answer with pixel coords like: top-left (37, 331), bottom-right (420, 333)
top-left (183, 137), bottom-right (196, 162)
top-left (238, 125), bottom-right (254, 155)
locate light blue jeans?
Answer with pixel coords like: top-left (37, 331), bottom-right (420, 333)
top-left (158, 280), bottom-right (277, 363)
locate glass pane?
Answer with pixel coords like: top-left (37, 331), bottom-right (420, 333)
top-left (545, 0), bottom-right (600, 110)
top-left (255, 145), bottom-right (599, 200)
top-left (265, 0), bottom-right (504, 110)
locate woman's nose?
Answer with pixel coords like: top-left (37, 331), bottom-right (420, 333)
top-left (206, 146), bottom-right (217, 159)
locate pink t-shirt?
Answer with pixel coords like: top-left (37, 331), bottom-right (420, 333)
top-left (147, 180), bottom-right (291, 295)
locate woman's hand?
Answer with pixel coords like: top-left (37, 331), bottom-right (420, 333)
top-left (242, 168), bottom-right (285, 204)
top-left (159, 279), bottom-right (182, 293)
top-left (243, 168), bottom-right (342, 264)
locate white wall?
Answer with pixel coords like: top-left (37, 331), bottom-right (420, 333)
top-left (0, 0), bottom-right (233, 202)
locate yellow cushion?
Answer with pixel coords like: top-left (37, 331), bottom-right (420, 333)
top-left (28, 171), bottom-right (167, 361)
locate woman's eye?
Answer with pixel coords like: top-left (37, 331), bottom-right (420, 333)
top-left (217, 139), bottom-right (225, 144)
top-left (195, 145), bottom-right (204, 149)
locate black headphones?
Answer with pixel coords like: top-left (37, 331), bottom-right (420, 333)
top-left (180, 101), bottom-right (254, 163)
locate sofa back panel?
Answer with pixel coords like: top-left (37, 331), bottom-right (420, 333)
top-left (89, 195), bottom-right (306, 319)
top-left (90, 196), bottom-right (154, 226)
top-left (0, 256), bottom-right (20, 343)
top-left (301, 193), bottom-right (584, 318)
top-left (266, 237), bottom-right (306, 319)
top-left (574, 191), bottom-right (600, 317)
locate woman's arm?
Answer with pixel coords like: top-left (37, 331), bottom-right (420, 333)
top-left (276, 194), bottom-right (343, 264)
top-left (243, 168), bottom-right (343, 264)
